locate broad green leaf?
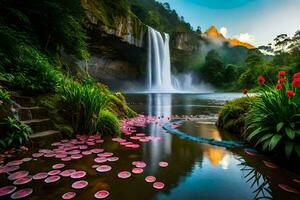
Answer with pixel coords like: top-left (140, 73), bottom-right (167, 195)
top-left (268, 134), bottom-right (282, 151)
top-left (255, 134), bottom-right (273, 147)
top-left (285, 141), bottom-right (294, 159)
top-left (285, 127), bottom-right (295, 140)
top-left (276, 122), bottom-right (284, 132)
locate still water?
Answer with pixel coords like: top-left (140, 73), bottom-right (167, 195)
top-left (1, 93), bottom-right (299, 200)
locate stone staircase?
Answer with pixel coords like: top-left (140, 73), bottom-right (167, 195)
top-left (11, 94), bottom-right (61, 139)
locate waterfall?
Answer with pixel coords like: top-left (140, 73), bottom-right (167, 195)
top-left (147, 27), bottom-right (174, 92)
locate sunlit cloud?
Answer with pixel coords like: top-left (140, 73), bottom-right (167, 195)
top-left (220, 27), bottom-right (227, 37)
top-left (234, 33), bottom-right (255, 43)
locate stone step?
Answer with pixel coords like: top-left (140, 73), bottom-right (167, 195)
top-left (21, 118), bottom-right (54, 133)
top-left (29, 130), bottom-right (60, 139)
top-left (11, 95), bottom-right (35, 107)
top-left (17, 107), bottom-right (49, 121)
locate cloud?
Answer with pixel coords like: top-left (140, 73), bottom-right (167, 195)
top-left (234, 33), bottom-right (255, 43)
top-left (220, 27), bottom-right (227, 37)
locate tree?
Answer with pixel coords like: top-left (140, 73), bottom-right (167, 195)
top-left (200, 50), bottom-right (225, 87)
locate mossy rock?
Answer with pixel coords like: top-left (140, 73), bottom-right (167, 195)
top-left (217, 96), bottom-right (256, 134)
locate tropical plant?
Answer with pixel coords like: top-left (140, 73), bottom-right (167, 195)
top-left (0, 117), bottom-right (32, 149)
top-left (0, 88), bottom-right (10, 102)
top-left (244, 71), bottom-right (300, 159)
top-left (98, 110), bottom-right (120, 136)
top-left (60, 79), bottom-right (108, 133)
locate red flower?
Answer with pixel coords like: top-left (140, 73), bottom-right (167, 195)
top-left (293, 72), bottom-right (300, 79)
top-left (278, 77), bottom-right (286, 84)
top-left (275, 83), bottom-right (282, 90)
top-left (292, 78), bottom-right (300, 88)
top-left (277, 70), bottom-right (286, 77)
top-left (243, 89), bottom-right (248, 94)
top-left (257, 75), bottom-right (265, 85)
top-left (286, 90), bottom-right (294, 98)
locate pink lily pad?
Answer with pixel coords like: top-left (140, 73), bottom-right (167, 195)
top-left (94, 157), bottom-right (107, 163)
top-left (72, 180), bottom-right (88, 189)
top-left (52, 163), bottom-right (65, 169)
top-left (96, 165), bottom-right (112, 173)
top-left (118, 171), bottom-right (131, 179)
top-left (45, 175), bottom-right (60, 183)
top-left (132, 168), bottom-right (143, 174)
top-left (107, 157), bottom-right (119, 162)
top-left (32, 153), bottom-right (43, 158)
top-left (293, 179), bottom-right (300, 183)
top-left (278, 184), bottom-right (299, 194)
top-left (10, 188), bottom-right (33, 199)
top-left (263, 161), bottom-right (278, 169)
top-left (62, 192), bottom-right (76, 199)
top-left (98, 152), bottom-right (113, 157)
top-left (6, 160), bottom-right (23, 166)
top-left (61, 157), bottom-right (72, 162)
top-left (91, 148), bottom-right (104, 154)
top-left (13, 176), bottom-right (32, 185)
top-left (21, 157), bottom-right (32, 162)
top-left (94, 190), bottom-right (109, 199)
top-left (82, 151), bottom-right (92, 155)
top-left (0, 185), bottom-right (17, 197)
top-left (92, 165), bottom-right (99, 169)
top-left (136, 133), bottom-right (146, 137)
top-left (153, 182), bottom-right (165, 189)
top-left (71, 154), bottom-right (83, 159)
top-left (145, 176), bottom-right (156, 183)
top-left (60, 169), bottom-right (76, 177)
top-left (8, 171), bottom-right (29, 181)
top-left (133, 161), bottom-right (147, 168)
top-left (71, 171), bottom-right (86, 179)
top-left (55, 154), bottom-right (67, 159)
top-left (48, 170), bottom-right (61, 176)
top-left (1, 165), bottom-right (20, 173)
top-left (33, 172), bottom-right (48, 180)
top-left (159, 162), bottom-right (169, 167)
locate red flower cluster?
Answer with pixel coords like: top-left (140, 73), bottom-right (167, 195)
top-left (292, 72), bottom-right (300, 88)
top-left (257, 76), bottom-right (265, 85)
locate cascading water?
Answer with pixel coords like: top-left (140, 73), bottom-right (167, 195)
top-left (147, 27), bottom-right (174, 92)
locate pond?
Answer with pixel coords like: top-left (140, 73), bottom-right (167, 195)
top-left (1, 93), bottom-right (299, 200)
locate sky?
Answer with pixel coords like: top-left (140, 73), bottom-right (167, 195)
top-left (156, 0), bottom-right (300, 46)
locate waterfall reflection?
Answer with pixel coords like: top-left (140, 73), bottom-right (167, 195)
top-left (146, 94), bottom-right (172, 172)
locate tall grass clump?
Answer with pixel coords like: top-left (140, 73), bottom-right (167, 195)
top-left (98, 110), bottom-right (120, 136)
top-left (60, 79), bottom-right (109, 133)
top-left (244, 71), bottom-right (300, 159)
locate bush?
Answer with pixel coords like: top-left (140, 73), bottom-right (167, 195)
top-left (60, 79), bottom-right (108, 133)
top-left (244, 71), bottom-right (300, 159)
top-left (98, 110), bottom-right (120, 136)
top-left (0, 117), bottom-right (31, 149)
top-left (217, 96), bottom-right (255, 134)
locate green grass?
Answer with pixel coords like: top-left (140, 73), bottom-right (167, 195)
top-left (98, 110), bottom-right (120, 136)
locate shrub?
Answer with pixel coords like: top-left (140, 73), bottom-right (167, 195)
top-left (98, 110), bottom-right (120, 136)
top-left (60, 79), bottom-right (108, 133)
top-left (217, 96), bottom-right (255, 134)
top-left (244, 71), bottom-right (300, 159)
top-left (0, 117), bottom-right (31, 149)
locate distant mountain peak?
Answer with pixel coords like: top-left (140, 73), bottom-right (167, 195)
top-left (204, 26), bottom-right (226, 40)
top-left (203, 25), bottom-right (256, 49)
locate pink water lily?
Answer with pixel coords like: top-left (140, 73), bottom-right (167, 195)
top-left (0, 185), bottom-right (17, 197)
top-left (153, 182), bottom-right (165, 189)
top-left (118, 171), bottom-right (131, 179)
top-left (72, 180), bottom-right (88, 189)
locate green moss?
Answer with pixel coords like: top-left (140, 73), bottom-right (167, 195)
top-left (98, 110), bottom-right (120, 136)
top-left (217, 96), bottom-right (256, 134)
top-left (106, 93), bottom-right (137, 119)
